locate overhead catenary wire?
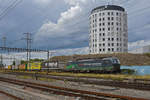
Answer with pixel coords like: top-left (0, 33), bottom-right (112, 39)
top-left (0, 0), bottom-right (23, 21)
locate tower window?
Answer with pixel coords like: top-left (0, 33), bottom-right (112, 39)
top-left (95, 14), bottom-right (97, 17)
top-left (95, 29), bottom-right (97, 32)
top-left (99, 23), bottom-right (101, 26)
top-left (112, 48), bottom-right (114, 51)
top-left (117, 43), bottom-right (119, 46)
top-left (117, 28), bottom-right (119, 31)
top-left (116, 22), bottom-right (118, 25)
top-left (112, 43), bottom-right (114, 46)
top-left (103, 18), bottom-right (105, 21)
top-left (117, 48), bottom-right (119, 51)
top-left (117, 38), bottom-right (119, 41)
top-left (95, 19), bottom-right (97, 22)
top-left (99, 13), bottom-right (101, 16)
top-left (116, 12), bottom-right (118, 16)
top-left (103, 38), bottom-right (105, 41)
top-left (108, 12), bottom-right (110, 15)
top-left (108, 48), bottom-right (110, 51)
top-left (103, 33), bottom-right (105, 36)
top-left (95, 44), bottom-right (97, 47)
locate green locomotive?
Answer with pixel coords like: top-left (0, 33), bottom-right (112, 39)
top-left (65, 57), bottom-right (120, 73)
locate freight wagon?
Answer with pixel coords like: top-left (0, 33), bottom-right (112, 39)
top-left (27, 62), bottom-right (41, 70)
top-left (18, 64), bottom-right (26, 70)
top-left (41, 61), bottom-right (66, 71)
top-left (16, 62), bottom-right (42, 70)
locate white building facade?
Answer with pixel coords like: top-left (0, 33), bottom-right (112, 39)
top-left (89, 5), bottom-right (128, 54)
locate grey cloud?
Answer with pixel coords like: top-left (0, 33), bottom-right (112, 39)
top-left (0, 0), bottom-right (150, 50)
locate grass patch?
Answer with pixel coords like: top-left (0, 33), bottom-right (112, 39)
top-left (17, 74), bottom-right (57, 82)
top-left (17, 75), bottom-right (33, 79)
top-left (48, 72), bottom-right (150, 80)
top-left (2, 70), bottom-right (150, 81)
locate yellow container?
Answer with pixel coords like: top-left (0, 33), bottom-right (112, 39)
top-left (27, 62), bottom-right (41, 70)
top-left (8, 65), bottom-right (12, 70)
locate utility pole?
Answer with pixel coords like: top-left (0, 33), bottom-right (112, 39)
top-left (0, 36), bottom-right (6, 68)
top-left (23, 33), bottom-right (32, 61)
top-left (47, 51), bottom-right (55, 66)
top-left (47, 51), bottom-right (56, 61)
top-left (23, 33), bottom-right (32, 70)
top-left (47, 51), bottom-right (50, 61)
top-left (0, 54), bottom-right (2, 68)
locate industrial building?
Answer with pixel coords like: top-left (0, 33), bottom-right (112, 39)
top-left (89, 5), bottom-right (128, 54)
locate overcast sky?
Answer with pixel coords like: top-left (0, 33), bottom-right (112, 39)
top-left (0, 0), bottom-right (150, 50)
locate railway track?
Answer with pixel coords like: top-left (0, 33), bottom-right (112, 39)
top-left (0, 90), bottom-right (23, 100)
top-left (6, 72), bottom-right (150, 91)
top-left (0, 76), bottom-right (148, 100)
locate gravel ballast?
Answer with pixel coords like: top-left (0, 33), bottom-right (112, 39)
top-left (0, 73), bottom-right (150, 99)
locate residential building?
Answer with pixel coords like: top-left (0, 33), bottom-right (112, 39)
top-left (89, 5), bottom-right (128, 54)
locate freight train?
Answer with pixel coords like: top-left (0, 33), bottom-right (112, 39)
top-left (7, 57), bottom-right (120, 73)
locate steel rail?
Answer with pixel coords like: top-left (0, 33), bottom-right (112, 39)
top-left (0, 90), bottom-right (23, 100)
top-left (0, 76), bottom-right (148, 100)
top-left (6, 72), bottom-right (150, 91)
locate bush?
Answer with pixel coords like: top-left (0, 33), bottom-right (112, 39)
top-left (121, 69), bottom-right (136, 75)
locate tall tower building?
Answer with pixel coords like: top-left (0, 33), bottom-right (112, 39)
top-left (89, 5), bottom-right (128, 54)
